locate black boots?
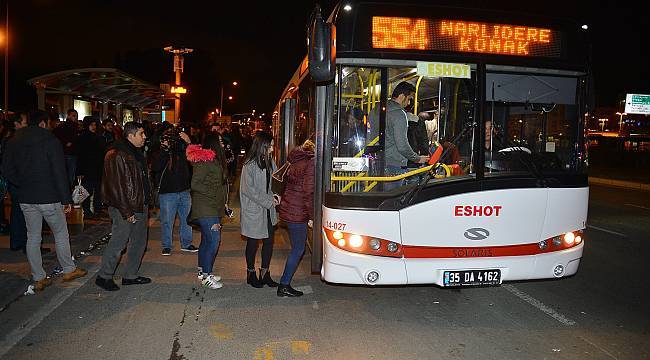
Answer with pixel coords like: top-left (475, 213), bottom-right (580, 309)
top-left (277, 284), bottom-right (304, 297)
top-left (247, 268), bottom-right (279, 288)
top-left (246, 269), bottom-right (263, 288)
top-left (260, 268), bottom-right (279, 287)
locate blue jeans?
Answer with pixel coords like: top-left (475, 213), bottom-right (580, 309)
top-left (159, 191), bottom-right (193, 249)
top-left (197, 216), bottom-right (221, 274)
top-left (280, 222), bottom-right (308, 285)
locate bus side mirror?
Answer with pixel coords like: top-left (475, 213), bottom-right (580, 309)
top-left (308, 4), bottom-right (336, 83)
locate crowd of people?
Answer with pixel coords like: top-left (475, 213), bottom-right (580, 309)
top-left (0, 109), bottom-right (314, 298)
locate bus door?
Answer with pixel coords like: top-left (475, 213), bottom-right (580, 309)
top-left (279, 98), bottom-right (296, 164)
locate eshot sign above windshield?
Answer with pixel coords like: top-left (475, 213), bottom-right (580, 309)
top-left (625, 94), bottom-right (650, 115)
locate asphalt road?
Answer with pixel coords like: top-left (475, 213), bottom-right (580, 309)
top-left (0, 185), bottom-right (648, 360)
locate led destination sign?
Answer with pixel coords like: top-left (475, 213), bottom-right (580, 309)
top-left (372, 16), bottom-right (561, 57)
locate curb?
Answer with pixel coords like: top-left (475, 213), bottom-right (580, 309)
top-left (588, 177), bottom-right (650, 191)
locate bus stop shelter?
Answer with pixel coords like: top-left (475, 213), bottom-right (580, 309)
top-left (28, 68), bottom-right (164, 124)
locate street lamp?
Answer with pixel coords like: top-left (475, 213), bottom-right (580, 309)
top-left (219, 81), bottom-right (238, 117)
top-left (598, 118), bottom-right (608, 131)
top-left (616, 112), bottom-right (626, 135)
top-left (164, 46), bottom-right (193, 123)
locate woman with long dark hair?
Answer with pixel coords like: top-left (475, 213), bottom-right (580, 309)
top-left (239, 131), bottom-right (279, 288)
top-left (187, 134), bottom-right (228, 289)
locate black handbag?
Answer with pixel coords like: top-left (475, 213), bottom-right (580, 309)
top-left (271, 161), bottom-right (291, 195)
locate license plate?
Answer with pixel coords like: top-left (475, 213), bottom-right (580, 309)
top-left (443, 269), bottom-right (501, 287)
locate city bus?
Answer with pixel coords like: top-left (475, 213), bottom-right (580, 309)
top-left (274, 1), bottom-right (591, 287)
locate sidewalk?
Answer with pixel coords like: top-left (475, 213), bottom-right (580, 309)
top-left (0, 187), bottom-right (306, 359)
top-left (588, 177), bottom-right (650, 191)
top-left (0, 209), bottom-right (112, 312)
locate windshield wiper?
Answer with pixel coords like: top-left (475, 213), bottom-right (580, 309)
top-left (399, 122), bottom-right (477, 206)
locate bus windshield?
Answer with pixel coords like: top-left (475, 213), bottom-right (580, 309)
top-left (329, 64), bottom-right (584, 195)
top-left (485, 72), bottom-right (581, 176)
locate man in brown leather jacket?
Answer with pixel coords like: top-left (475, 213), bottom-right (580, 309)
top-left (96, 122), bottom-right (152, 291)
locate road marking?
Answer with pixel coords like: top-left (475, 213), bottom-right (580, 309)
top-left (291, 340), bottom-right (311, 355)
top-left (587, 225), bottom-right (627, 238)
top-left (209, 323), bottom-right (234, 340)
top-left (502, 284), bottom-right (576, 326)
top-left (578, 335), bottom-right (619, 359)
top-left (624, 203), bottom-right (650, 211)
top-left (0, 262), bottom-right (100, 358)
top-left (253, 340), bottom-right (312, 360)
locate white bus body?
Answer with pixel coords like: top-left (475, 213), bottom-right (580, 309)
top-left (322, 187), bottom-right (588, 286)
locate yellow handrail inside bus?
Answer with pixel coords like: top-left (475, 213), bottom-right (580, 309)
top-left (414, 75), bottom-right (423, 114)
top-left (333, 164), bottom-right (435, 182)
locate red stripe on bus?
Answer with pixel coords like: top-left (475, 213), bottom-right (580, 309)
top-left (402, 242), bottom-right (575, 259)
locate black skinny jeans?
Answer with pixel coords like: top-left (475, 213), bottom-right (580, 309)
top-left (245, 211), bottom-right (274, 270)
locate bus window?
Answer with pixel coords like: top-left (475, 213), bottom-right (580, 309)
top-left (330, 65), bottom-right (477, 194)
top-left (485, 72), bottom-right (581, 175)
top-left (295, 79), bottom-right (313, 147)
top-left (335, 67), bottom-right (381, 157)
top-left (385, 67), bottom-right (477, 187)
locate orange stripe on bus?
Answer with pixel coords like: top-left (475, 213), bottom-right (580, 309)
top-left (402, 242), bottom-right (577, 259)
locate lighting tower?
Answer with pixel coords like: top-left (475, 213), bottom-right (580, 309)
top-left (164, 46), bottom-right (193, 123)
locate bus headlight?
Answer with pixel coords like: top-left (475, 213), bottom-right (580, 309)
top-left (552, 237), bottom-right (563, 247)
top-left (323, 228), bottom-right (402, 258)
top-left (349, 234), bottom-right (363, 248)
top-left (563, 232), bottom-right (575, 246)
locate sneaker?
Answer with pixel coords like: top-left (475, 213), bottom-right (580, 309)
top-left (201, 275), bottom-right (223, 289)
top-left (162, 248), bottom-right (172, 256)
top-left (181, 245), bottom-right (199, 253)
top-left (62, 267), bottom-right (88, 282)
top-left (198, 273), bottom-right (221, 282)
top-left (34, 277), bottom-right (53, 291)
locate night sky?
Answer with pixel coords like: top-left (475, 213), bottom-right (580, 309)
top-left (3, 0), bottom-right (648, 121)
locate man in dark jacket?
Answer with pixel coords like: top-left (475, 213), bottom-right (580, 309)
top-left (52, 109), bottom-right (80, 189)
top-left (151, 129), bottom-right (196, 256)
top-left (96, 121), bottom-right (152, 291)
top-left (76, 116), bottom-right (106, 217)
top-left (1, 110), bottom-right (87, 291)
top-left (407, 112), bottom-right (431, 156)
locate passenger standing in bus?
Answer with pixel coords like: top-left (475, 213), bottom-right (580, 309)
top-left (240, 131), bottom-right (280, 288)
top-left (385, 82), bottom-right (429, 190)
top-left (187, 134), bottom-right (228, 290)
top-left (277, 139), bottom-right (315, 297)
